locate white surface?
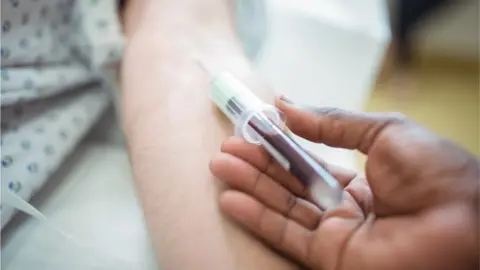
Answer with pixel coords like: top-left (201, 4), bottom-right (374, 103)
top-left (1, 141), bottom-right (159, 270)
top-left (1, 88), bottom-right (110, 229)
top-left (257, 0), bottom-right (390, 169)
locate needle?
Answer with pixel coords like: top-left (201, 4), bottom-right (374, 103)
top-left (194, 57), bottom-right (215, 77)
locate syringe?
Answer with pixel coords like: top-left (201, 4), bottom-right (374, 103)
top-left (201, 64), bottom-right (343, 210)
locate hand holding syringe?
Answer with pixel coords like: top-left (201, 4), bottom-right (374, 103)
top-left (203, 62), bottom-right (479, 270)
top-left (199, 61), bottom-right (343, 210)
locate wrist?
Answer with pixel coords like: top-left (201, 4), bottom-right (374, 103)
top-left (119, 0), bottom-right (273, 142)
top-left (121, 0), bottom-right (249, 79)
top-left (121, 0), bottom-right (235, 40)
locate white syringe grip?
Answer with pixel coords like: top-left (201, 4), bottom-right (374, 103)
top-left (210, 72), bottom-right (285, 144)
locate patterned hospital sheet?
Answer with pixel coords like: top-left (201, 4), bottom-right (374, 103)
top-left (1, 0), bottom-right (124, 229)
top-left (0, 0), bottom-right (266, 229)
top-left (1, 87), bottom-right (110, 228)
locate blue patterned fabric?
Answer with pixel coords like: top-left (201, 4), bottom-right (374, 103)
top-left (0, 0), bottom-right (266, 229)
top-left (1, 0), bottom-right (124, 228)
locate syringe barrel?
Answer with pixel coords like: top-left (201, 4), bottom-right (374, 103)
top-left (247, 113), bottom-right (343, 210)
top-left (209, 71), bottom-right (343, 210)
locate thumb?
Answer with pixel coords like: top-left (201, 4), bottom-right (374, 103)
top-left (275, 96), bottom-right (407, 154)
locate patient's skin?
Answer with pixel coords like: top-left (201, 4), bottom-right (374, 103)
top-left (121, 0), bottom-right (298, 269)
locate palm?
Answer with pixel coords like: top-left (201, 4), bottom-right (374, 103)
top-left (210, 99), bottom-right (479, 270)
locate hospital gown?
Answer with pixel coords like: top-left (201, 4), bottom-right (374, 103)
top-left (0, 0), bottom-right (124, 229)
top-left (0, 0), bottom-right (266, 229)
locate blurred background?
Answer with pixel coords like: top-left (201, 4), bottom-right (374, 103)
top-left (254, 0), bottom-right (478, 172)
top-left (1, 0), bottom-right (478, 269)
top-left (373, 0), bottom-right (479, 156)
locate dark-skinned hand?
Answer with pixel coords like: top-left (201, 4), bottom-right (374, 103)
top-left (210, 96), bottom-right (479, 270)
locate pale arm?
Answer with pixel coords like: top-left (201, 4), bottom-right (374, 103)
top-left (121, 1), bottom-right (298, 269)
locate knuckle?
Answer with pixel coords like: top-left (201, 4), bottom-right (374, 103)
top-left (285, 195), bottom-right (297, 216)
top-left (312, 107), bottom-right (347, 119)
top-left (252, 170), bottom-right (263, 193)
top-left (264, 156), bottom-right (276, 174)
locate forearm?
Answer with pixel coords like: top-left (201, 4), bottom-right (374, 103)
top-left (121, 1), bottom-right (296, 269)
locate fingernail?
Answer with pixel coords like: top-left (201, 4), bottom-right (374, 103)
top-left (278, 95), bottom-right (316, 112)
top-left (279, 95), bottom-right (294, 104)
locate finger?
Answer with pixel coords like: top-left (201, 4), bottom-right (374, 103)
top-left (221, 136), bottom-right (357, 191)
top-left (275, 96), bottom-right (407, 154)
top-left (343, 175), bottom-right (374, 215)
top-left (220, 190), bottom-right (315, 266)
top-left (221, 137), bottom-right (306, 196)
top-left (211, 153), bottom-right (322, 229)
top-left (305, 149), bottom-right (357, 188)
